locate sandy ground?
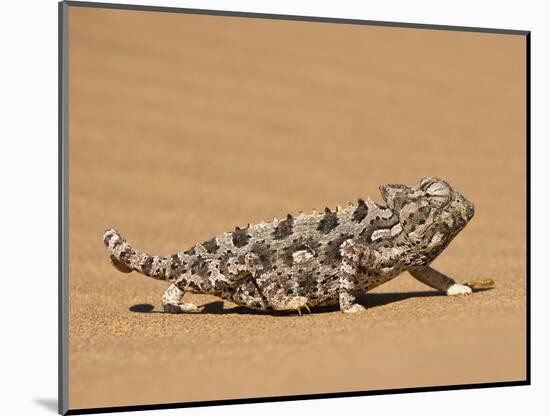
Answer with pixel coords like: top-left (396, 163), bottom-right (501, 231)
top-left (67, 6), bottom-right (527, 410)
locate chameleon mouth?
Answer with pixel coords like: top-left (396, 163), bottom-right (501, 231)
top-left (460, 199), bottom-right (475, 222)
top-left (467, 201), bottom-right (475, 220)
top-left (445, 194), bottom-right (475, 225)
top-left (437, 202), bottom-right (473, 232)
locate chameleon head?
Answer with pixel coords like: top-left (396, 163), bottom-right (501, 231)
top-left (379, 177), bottom-right (475, 257)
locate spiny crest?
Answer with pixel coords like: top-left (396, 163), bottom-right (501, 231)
top-left (352, 198), bottom-right (369, 223)
top-left (271, 213), bottom-right (293, 224)
top-left (318, 205), bottom-right (339, 234)
top-left (272, 213), bottom-right (295, 240)
top-left (232, 225), bottom-right (251, 247)
top-left (270, 202), bottom-right (348, 225)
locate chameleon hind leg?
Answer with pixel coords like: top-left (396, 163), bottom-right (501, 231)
top-left (238, 253), bottom-right (311, 314)
top-left (164, 257), bottom-right (245, 313)
top-left (224, 253), bottom-right (310, 314)
top-left (225, 253), bottom-right (270, 310)
top-left (161, 283), bottom-right (200, 313)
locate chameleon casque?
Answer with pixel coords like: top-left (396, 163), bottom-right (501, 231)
top-left (103, 176), bottom-right (475, 314)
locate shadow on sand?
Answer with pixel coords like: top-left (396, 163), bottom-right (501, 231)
top-left (129, 287), bottom-right (493, 316)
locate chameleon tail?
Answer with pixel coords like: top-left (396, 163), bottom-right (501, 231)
top-left (102, 228), bottom-right (173, 280)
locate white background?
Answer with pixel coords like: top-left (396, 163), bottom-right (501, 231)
top-left (0, 0), bottom-right (546, 415)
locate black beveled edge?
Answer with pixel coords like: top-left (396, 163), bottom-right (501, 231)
top-left (65, 380), bottom-right (530, 415)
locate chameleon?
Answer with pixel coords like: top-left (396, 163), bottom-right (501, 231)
top-left (103, 176), bottom-right (476, 314)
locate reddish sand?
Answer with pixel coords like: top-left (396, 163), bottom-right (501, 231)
top-left (67, 6), bottom-right (527, 410)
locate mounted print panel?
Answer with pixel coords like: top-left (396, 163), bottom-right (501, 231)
top-left (59, 1), bottom-right (529, 414)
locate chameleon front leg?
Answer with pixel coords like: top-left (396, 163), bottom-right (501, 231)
top-left (338, 240), bottom-right (367, 314)
top-left (409, 266), bottom-right (472, 296)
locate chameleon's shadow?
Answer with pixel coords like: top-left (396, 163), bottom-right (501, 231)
top-left (128, 302), bottom-right (297, 316)
top-left (129, 304), bottom-right (158, 313)
top-left (129, 287), bottom-right (493, 316)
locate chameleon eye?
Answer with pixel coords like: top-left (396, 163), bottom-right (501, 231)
top-left (425, 181), bottom-right (451, 207)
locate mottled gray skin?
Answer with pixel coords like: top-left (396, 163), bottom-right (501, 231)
top-left (103, 177), bottom-right (475, 314)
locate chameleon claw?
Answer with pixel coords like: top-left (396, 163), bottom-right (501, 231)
top-left (295, 303), bottom-right (311, 316)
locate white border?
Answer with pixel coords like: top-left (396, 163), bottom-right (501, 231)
top-left (2, 1), bottom-right (546, 415)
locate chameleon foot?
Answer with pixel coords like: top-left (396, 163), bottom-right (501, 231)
top-left (296, 303), bottom-right (312, 316)
top-left (446, 283), bottom-right (472, 296)
top-left (163, 302), bottom-right (200, 314)
top-left (342, 303), bottom-right (367, 314)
